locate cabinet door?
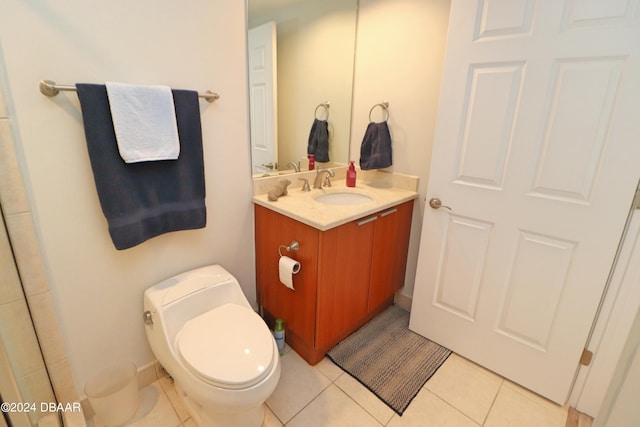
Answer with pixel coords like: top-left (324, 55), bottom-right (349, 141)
top-left (254, 205), bottom-right (319, 346)
top-left (368, 201), bottom-right (414, 312)
top-left (316, 215), bottom-right (376, 350)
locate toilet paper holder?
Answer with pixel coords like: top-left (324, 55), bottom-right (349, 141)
top-left (278, 240), bottom-right (299, 257)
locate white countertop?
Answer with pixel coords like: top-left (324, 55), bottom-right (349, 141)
top-left (253, 176), bottom-right (418, 231)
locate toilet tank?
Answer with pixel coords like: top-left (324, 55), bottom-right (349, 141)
top-left (144, 264), bottom-right (250, 344)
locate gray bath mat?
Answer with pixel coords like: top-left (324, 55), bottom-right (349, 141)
top-left (327, 305), bottom-right (451, 415)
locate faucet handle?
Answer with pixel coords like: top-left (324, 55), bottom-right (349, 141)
top-left (313, 168), bottom-right (335, 189)
top-left (286, 161), bottom-right (301, 173)
top-left (298, 178), bottom-right (310, 192)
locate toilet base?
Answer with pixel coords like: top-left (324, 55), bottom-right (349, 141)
top-left (175, 383), bottom-right (266, 427)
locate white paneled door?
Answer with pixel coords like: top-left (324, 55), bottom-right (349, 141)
top-left (248, 21), bottom-right (278, 174)
top-left (409, 0), bottom-right (640, 404)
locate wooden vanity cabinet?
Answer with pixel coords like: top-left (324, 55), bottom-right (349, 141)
top-left (367, 203), bottom-right (414, 311)
top-left (254, 200), bottom-right (414, 365)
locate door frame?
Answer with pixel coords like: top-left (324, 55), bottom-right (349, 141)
top-left (569, 183), bottom-right (640, 417)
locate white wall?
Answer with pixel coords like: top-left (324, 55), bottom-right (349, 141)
top-left (0, 0), bottom-right (253, 393)
top-left (350, 0), bottom-right (452, 298)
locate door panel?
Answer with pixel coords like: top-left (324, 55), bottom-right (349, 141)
top-left (563, 0), bottom-right (636, 28)
top-left (410, 0), bottom-right (640, 403)
top-left (496, 231), bottom-right (576, 351)
top-left (455, 62), bottom-right (524, 191)
top-left (474, 0), bottom-right (535, 40)
top-left (433, 215), bottom-right (493, 321)
top-left (530, 58), bottom-right (624, 203)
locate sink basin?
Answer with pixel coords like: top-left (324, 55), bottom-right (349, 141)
top-left (314, 192), bottom-right (373, 206)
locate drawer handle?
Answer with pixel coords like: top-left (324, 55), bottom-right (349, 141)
top-left (379, 208), bottom-right (398, 218)
top-left (357, 216), bottom-right (378, 226)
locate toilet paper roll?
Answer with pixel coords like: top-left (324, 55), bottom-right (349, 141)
top-left (279, 256), bottom-right (301, 290)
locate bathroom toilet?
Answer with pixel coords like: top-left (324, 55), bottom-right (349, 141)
top-left (143, 265), bottom-right (281, 427)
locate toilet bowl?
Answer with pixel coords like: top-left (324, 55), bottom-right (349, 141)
top-left (143, 265), bottom-right (281, 427)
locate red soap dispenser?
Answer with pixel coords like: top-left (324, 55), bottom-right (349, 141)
top-left (346, 160), bottom-right (357, 187)
top-left (308, 154), bottom-right (315, 171)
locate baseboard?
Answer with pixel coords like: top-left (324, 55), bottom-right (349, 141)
top-left (394, 292), bottom-right (412, 312)
top-left (137, 360), bottom-right (167, 389)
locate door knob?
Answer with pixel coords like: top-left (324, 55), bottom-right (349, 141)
top-left (429, 198), bottom-right (452, 211)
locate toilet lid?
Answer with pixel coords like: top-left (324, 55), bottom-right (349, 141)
top-left (177, 304), bottom-right (275, 389)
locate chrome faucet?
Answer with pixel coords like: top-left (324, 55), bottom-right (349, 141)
top-left (313, 168), bottom-right (335, 189)
top-left (286, 161), bottom-right (301, 172)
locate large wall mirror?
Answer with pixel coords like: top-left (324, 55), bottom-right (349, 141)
top-left (248, 0), bottom-right (358, 176)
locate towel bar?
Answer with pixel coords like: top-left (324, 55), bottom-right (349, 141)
top-left (39, 80), bottom-right (220, 103)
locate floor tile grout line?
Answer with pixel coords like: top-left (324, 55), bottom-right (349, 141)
top-left (278, 380), bottom-right (333, 426)
top-left (161, 378), bottom-right (185, 423)
top-left (315, 358), bottom-right (389, 426)
top-left (427, 389), bottom-right (483, 426)
top-left (332, 383), bottom-right (386, 427)
top-left (158, 375), bottom-right (194, 426)
top-left (264, 401), bottom-right (285, 426)
top-left (266, 348), bottom-right (329, 426)
top-left (332, 373), bottom-right (390, 426)
top-left (161, 377), bottom-right (193, 427)
top-left (481, 378), bottom-right (505, 426)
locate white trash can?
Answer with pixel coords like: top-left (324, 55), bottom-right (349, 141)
top-left (85, 363), bottom-right (139, 427)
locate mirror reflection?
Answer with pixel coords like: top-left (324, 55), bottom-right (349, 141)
top-left (248, 0), bottom-right (358, 176)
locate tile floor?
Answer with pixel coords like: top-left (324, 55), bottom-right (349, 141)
top-left (97, 344), bottom-right (573, 427)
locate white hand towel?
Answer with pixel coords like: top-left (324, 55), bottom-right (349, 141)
top-left (105, 81), bottom-right (180, 163)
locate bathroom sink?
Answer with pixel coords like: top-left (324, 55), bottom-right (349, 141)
top-left (314, 192), bottom-right (373, 206)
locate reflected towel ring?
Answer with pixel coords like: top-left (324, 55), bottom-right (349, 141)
top-left (314, 101), bottom-right (330, 120)
top-left (369, 101), bottom-right (389, 122)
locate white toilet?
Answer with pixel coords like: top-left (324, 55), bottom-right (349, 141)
top-left (143, 265), bottom-right (281, 427)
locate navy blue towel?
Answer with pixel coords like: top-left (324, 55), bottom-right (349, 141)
top-left (307, 118), bottom-right (329, 162)
top-left (76, 84), bottom-right (206, 250)
top-left (359, 121), bottom-right (392, 170)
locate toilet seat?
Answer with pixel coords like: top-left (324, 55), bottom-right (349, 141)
top-left (177, 303), bottom-right (275, 390)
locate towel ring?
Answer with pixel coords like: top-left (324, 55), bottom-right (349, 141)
top-left (314, 101), bottom-right (330, 120)
top-left (369, 101), bottom-right (389, 122)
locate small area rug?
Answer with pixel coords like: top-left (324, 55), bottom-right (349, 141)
top-left (327, 305), bottom-right (451, 415)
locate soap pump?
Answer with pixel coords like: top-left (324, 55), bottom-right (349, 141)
top-left (308, 154), bottom-right (315, 171)
top-left (346, 160), bottom-right (357, 187)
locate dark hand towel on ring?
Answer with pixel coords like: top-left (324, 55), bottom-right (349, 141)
top-left (359, 121), bottom-right (392, 170)
top-left (307, 118), bottom-right (329, 162)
